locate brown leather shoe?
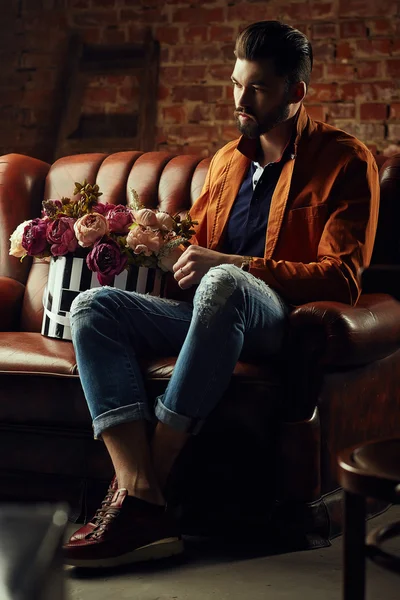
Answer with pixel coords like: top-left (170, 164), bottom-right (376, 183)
top-left (63, 488), bottom-right (183, 568)
top-left (69, 476), bottom-right (118, 542)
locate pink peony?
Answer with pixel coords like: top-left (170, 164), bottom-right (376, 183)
top-left (21, 218), bottom-right (49, 256)
top-left (86, 238), bottom-right (128, 285)
top-left (46, 217), bottom-right (78, 256)
top-left (133, 208), bottom-right (159, 228)
top-left (126, 226), bottom-right (164, 256)
top-left (105, 204), bottom-right (134, 233)
top-left (156, 211), bottom-right (175, 231)
top-left (92, 203), bottom-right (108, 215)
top-left (74, 213), bottom-right (109, 247)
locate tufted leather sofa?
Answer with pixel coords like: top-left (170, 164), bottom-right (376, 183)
top-left (1, 150), bottom-right (400, 547)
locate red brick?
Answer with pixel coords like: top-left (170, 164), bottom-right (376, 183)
top-left (366, 19), bottom-right (394, 36)
top-left (120, 9), bottom-right (167, 23)
top-left (304, 105), bottom-right (325, 120)
top-left (360, 103), bottom-right (388, 120)
top-left (382, 143), bottom-right (400, 156)
top-left (392, 41), bottom-right (400, 56)
top-left (312, 42), bottom-right (335, 63)
top-left (385, 60), bottom-right (400, 78)
top-left (82, 87), bottom-right (118, 104)
top-left (340, 21), bottom-right (367, 38)
top-left (310, 2), bottom-right (336, 19)
top-left (172, 85), bottom-right (224, 103)
top-left (163, 105), bottom-right (187, 124)
top-left (281, 3), bottom-right (312, 21)
top-left (187, 103), bottom-right (214, 123)
top-left (356, 61), bottom-right (383, 79)
top-left (170, 45), bottom-right (221, 63)
top-left (326, 103), bottom-right (356, 119)
top-left (324, 64), bottom-right (355, 80)
top-left (208, 64), bottom-right (234, 81)
top-left (225, 85), bottom-right (234, 100)
top-left (227, 3), bottom-right (276, 22)
top-left (340, 81), bottom-right (394, 101)
top-left (336, 122), bottom-right (385, 140)
top-left (312, 23), bottom-right (336, 39)
top-left (71, 10), bottom-right (119, 27)
top-left (221, 43), bottom-right (236, 61)
top-left (339, 0), bottom-right (397, 17)
top-left (215, 103), bottom-right (235, 121)
top-left (308, 83), bottom-right (340, 102)
top-left (183, 26), bottom-right (208, 43)
top-left (158, 84), bottom-right (170, 101)
top-left (160, 47), bottom-right (169, 63)
top-left (355, 39), bottom-right (391, 57)
top-left (209, 26), bottom-right (235, 43)
top-left (155, 26), bottom-right (180, 45)
top-left (159, 66), bottom-right (181, 83)
top-left (118, 86), bottom-right (139, 103)
top-left (173, 7), bottom-right (224, 23)
top-left (311, 64), bottom-right (324, 81)
top-left (387, 124), bottom-right (400, 141)
top-left (390, 103), bottom-right (400, 118)
top-left (336, 42), bottom-right (354, 60)
top-left (181, 66), bottom-right (207, 82)
top-left (70, 0), bottom-right (90, 7)
top-left (181, 146), bottom-right (211, 158)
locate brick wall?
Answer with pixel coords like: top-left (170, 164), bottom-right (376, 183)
top-left (1, 0), bottom-right (400, 161)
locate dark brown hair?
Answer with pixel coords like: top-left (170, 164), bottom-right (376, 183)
top-left (235, 21), bottom-right (313, 87)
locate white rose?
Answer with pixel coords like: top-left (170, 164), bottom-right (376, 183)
top-left (9, 220), bottom-right (31, 258)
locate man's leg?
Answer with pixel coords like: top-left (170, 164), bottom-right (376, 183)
top-left (154, 264), bottom-right (288, 436)
top-left (64, 287), bottom-right (193, 567)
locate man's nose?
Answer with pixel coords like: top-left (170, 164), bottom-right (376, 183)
top-left (236, 86), bottom-right (253, 107)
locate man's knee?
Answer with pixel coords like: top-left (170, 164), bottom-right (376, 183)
top-left (194, 264), bottom-right (241, 325)
top-left (70, 286), bottom-right (114, 321)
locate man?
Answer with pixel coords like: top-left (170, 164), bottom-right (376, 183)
top-left (64, 21), bottom-right (379, 567)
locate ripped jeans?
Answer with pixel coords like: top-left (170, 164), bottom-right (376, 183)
top-left (70, 264), bottom-right (289, 439)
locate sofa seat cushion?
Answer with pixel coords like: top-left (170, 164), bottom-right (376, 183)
top-left (0, 332), bottom-right (282, 430)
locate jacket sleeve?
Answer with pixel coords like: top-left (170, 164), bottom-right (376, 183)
top-left (248, 152), bottom-right (380, 306)
top-left (188, 153), bottom-right (218, 247)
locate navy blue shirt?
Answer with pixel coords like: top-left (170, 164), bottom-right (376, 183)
top-left (221, 148), bottom-right (292, 258)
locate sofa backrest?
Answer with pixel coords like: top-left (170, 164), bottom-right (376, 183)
top-left (1, 149), bottom-right (399, 334)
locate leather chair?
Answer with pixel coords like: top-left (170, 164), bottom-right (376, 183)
top-left (1, 150), bottom-right (400, 547)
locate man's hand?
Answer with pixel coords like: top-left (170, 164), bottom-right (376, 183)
top-left (173, 245), bottom-right (242, 289)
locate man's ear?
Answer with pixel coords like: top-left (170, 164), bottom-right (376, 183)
top-left (290, 81), bottom-right (307, 104)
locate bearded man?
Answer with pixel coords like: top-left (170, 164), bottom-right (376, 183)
top-left (63, 21), bottom-right (379, 568)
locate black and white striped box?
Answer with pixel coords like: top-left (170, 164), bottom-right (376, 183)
top-left (41, 256), bottom-right (167, 341)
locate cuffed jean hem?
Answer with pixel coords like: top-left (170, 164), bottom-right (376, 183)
top-left (92, 403), bottom-right (152, 440)
top-left (155, 397), bottom-right (204, 435)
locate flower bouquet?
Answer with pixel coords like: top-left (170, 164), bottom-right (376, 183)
top-left (9, 181), bottom-right (196, 340)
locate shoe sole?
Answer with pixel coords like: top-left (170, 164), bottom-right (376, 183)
top-left (65, 537), bottom-right (184, 568)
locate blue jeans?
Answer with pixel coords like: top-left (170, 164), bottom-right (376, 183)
top-left (70, 264), bottom-right (289, 439)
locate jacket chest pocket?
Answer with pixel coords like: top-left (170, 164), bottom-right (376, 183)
top-left (276, 205), bottom-right (329, 262)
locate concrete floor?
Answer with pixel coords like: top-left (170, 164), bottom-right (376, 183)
top-left (66, 506), bottom-right (400, 600)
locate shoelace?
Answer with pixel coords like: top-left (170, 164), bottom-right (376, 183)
top-left (91, 481), bottom-right (116, 526)
top-left (88, 507), bottom-right (120, 540)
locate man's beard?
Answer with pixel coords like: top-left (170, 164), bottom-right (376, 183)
top-left (234, 102), bottom-right (291, 139)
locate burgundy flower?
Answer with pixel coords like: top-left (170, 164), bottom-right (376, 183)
top-left (105, 204), bottom-right (134, 233)
top-left (21, 218), bottom-right (49, 256)
top-left (86, 238), bottom-right (128, 285)
top-left (92, 203), bottom-right (108, 215)
top-left (46, 217), bottom-right (78, 256)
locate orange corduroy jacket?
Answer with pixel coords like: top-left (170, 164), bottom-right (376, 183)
top-left (189, 105), bottom-right (380, 306)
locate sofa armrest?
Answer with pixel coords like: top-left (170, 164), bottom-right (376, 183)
top-left (0, 276), bottom-right (26, 331)
top-left (361, 265), bottom-right (400, 300)
top-left (289, 293), bottom-right (400, 368)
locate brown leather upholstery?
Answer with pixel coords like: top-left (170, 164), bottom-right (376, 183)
top-left (1, 150), bottom-right (400, 545)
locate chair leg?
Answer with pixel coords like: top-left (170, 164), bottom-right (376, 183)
top-left (343, 490), bottom-right (366, 600)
